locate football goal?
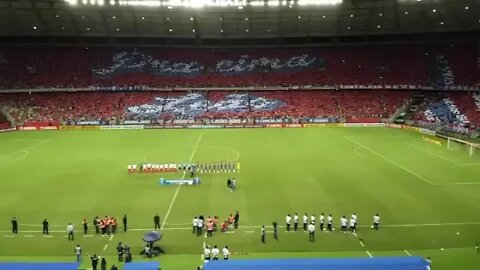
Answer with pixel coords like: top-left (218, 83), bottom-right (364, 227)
top-left (447, 137), bottom-right (480, 158)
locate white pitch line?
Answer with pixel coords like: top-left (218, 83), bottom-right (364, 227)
top-left (366, 251), bottom-right (373, 258)
top-left (245, 231), bottom-right (255, 233)
top-left (24, 235), bottom-right (35, 238)
top-left (404, 249), bottom-right (412, 256)
top-left (20, 224), bottom-right (65, 228)
top-left (345, 136), bottom-right (435, 185)
top-left (42, 235), bottom-right (53, 238)
top-left (3, 235), bottom-right (15, 238)
top-left (160, 132), bottom-right (204, 231)
top-left (359, 241), bottom-right (365, 247)
top-left (103, 244), bottom-right (108, 251)
top-left (83, 235), bottom-right (94, 237)
top-left (1, 220), bottom-right (479, 234)
top-left (109, 235), bottom-right (114, 241)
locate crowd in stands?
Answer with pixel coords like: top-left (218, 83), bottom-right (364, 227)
top-left (414, 92), bottom-right (480, 131)
top-left (0, 90), bottom-right (409, 126)
top-left (0, 43), bottom-right (478, 89)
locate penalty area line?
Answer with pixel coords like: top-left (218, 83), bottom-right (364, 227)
top-left (366, 251), bottom-right (373, 258)
top-left (161, 132), bottom-right (204, 231)
top-left (345, 136), bottom-right (435, 185)
top-left (404, 249), bottom-right (412, 256)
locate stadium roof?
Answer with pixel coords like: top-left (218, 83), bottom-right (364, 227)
top-left (0, 0), bottom-right (479, 45)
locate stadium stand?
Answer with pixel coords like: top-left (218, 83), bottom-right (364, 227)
top-left (0, 90), bottom-right (410, 126)
top-left (0, 43), bottom-right (478, 89)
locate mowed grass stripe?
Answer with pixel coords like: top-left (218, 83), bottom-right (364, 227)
top-left (0, 128), bottom-right (479, 270)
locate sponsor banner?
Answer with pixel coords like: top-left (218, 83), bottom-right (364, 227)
top-left (225, 125), bottom-right (245, 128)
top-left (41, 126), bottom-right (58, 130)
top-left (256, 119), bottom-right (284, 124)
top-left (344, 123), bottom-right (386, 127)
top-left (420, 128), bottom-right (436, 136)
top-left (212, 119), bottom-right (247, 124)
top-left (77, 121), bottom-right (100, 125)
top-left (61, 125), bottom-right (101, 130)
top-left (18, 126), bottom-right (59, 131)
top-left (346, 118), bottom-right (381, 123)
top-left (100, 125), bottom-right (144, 130)
top-left (403, 126), bottom-right (421, 132)
top-left (165, 125), bottom-right (184, 129)
top-left (387, 124), bottom-right (404, 129)
top-left (306, 118), bottom-right (330, 123)
top-left (285, 124), bottom-right (303, 128)
top-left (125, 120), bottom-right (151, 125)
top-left (144, 125), bottom-right (164, 129)
top-left (0, 128), bottom-right (15, 133)
top-left (265, 124), bottom-right (284, 128)
top-left (18, 126), bottom-right (37, 131)
top-left (187, 125), bottom-right (223, 129)
top-left (304, 124), bottom-right (327, 128)
top-left (244, 125), bottom-right (264, 128)
top-left (173, 119), bottom-right (195, 124)
top-left (422, 136), bottom-right (442, 146)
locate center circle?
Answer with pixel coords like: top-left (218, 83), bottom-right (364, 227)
top-left (143, 146), bottom-right (240, 164)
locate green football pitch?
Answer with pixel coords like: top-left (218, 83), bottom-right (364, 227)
top-left (0, 127), bottom-right (480, 270)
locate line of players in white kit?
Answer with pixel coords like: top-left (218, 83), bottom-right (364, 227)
top-left (203, 245), bottom-right (230, 262)
top-left (285, 213), bottom-right (381, 232)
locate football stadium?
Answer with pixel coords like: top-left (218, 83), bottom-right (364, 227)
top-left (0, 0), bottom-right (480, 270)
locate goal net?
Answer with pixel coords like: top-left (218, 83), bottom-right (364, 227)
top-left (447, 137), bottom-right (480, 158)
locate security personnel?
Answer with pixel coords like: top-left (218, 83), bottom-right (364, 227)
top-left (111, 218), bottom-right (117, 234)
top-left (261, 225), bottom-right (266, 243)
top-left (82, 218), bottom-right (88, 234)
top-left (90, 254), bottom-right (99, 270)
top-left (154, 214), bottom-right (160, 230)
top-left (272, 221), bottom-right (278, 240)
top-left (11, 217), bottom-right (18, 234)
top-left (94, 216), bottom-right (100, 234)
top-left (234, 211), bottom-right (239, 229)
top-left (42, 219), bottom-right (49, 235)
top-left (122, 214), bottom-right (128, 232)
top-left (116, 242), bottom-right (124, 262)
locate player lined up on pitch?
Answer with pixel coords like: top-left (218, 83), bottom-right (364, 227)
top-left (203, 245), bottom-right (231, 261)
top-left (284, 213), bottom-right (380, 234)
top-left (193, 211), bottom-right (240, 237)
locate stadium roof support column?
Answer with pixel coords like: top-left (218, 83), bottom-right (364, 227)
top-left (393, 0), bottom-right (399, 32)
top-left (99, 9), bottom-right (111, 37)
top-left (131, 7), bottom-right (140, 37)
top-left (31, 1), bottom-right (47, 32)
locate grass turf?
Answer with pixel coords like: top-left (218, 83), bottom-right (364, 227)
top-left (0, 127), bottom-right (480, 270)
